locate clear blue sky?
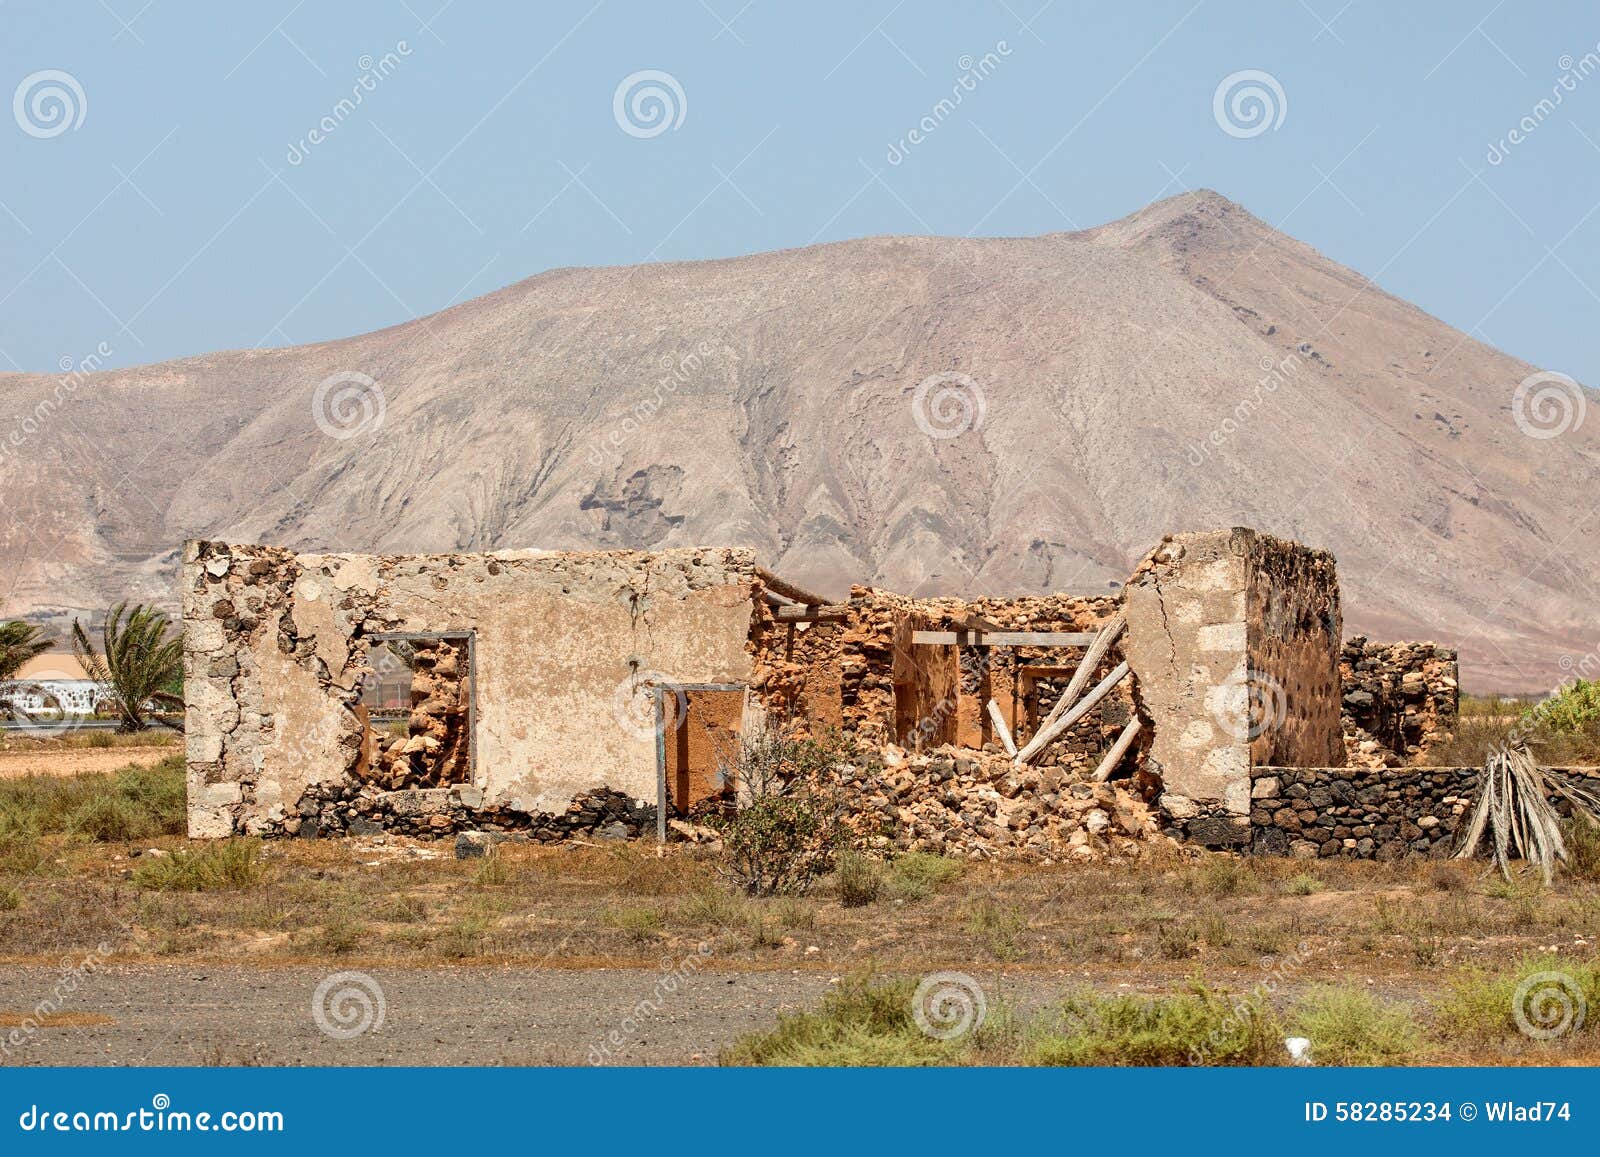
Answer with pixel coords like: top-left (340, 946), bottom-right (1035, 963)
top-left (2, 0), bottom-right (1597, 384)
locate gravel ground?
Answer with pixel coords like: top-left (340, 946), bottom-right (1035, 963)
top-left (0, 964), bottom-right (853, 1066)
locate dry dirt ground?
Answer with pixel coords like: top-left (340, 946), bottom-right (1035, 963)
top-left (3, 826), bottom-right (1599, 1065)
top-left (0, 744), bottom-right (176, 779)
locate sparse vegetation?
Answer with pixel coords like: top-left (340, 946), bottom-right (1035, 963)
top-left (835, 850), bottom-right (882, 907)
top-left (886, 851), bottom-right (963, 900)
top-left (0, 761), bottom-right (1595, 1067)
top-left (131, 839), bottom-right (263, 891)
top-left (1285, 872), bottom-right (1322, 896)
top-left (0, 754), bottom-right (184, 841)
top-left (607, 903), bottom-right (666, 943)
top-left (712, 732), bottom-right (850, 896)
top-left (1290, 986), bottom-right (1424, 1065)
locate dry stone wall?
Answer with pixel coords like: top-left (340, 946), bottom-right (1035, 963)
top-left (1249, 764), bottom-right (1600, 859)
top-left (1340, 637), bottom-right (1459, 767)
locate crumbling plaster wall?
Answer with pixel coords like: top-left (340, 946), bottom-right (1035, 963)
top-left (1122, 528), bottom-right (1343, 824)
top-left (184, 541), bottom-right (757, 837)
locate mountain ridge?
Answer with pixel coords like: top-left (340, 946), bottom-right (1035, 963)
top-left (3, 189), bottom-right (1596, 692)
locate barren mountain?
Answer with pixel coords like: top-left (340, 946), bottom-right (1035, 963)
top-left (2, 190), bottom-right (1596, 690)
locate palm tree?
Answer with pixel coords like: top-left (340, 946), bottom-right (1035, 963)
top-left (70, 603), bottom-right (184, 732)
top-left (0, 620), bottom-right (53, 680)
top-left (0, 619), bottom-right (56, 722)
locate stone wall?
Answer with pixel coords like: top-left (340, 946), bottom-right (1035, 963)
top-left (1123, 528), bottom-right (1342, 829)
top-left (1247, 534), bottom-right (1343, 768)
top-left (820, 589), bottom-right (1128, 774)
top-left (183, 541), bottom-right (758, 838)
top-left (1249, 764), bottom-right (1600, 859)
top-left (1341, 637), bottom-right (1459, 767)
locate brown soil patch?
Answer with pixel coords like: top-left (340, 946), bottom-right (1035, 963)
top-left (0, 746), bottom-right (175, 779)
top-left (0, 1011), bottom-right (116, 1027)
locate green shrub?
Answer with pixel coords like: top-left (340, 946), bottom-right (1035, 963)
top-left (713, 734), bottom-right (847, 896)
top-left (835, 850), bottom-right (882, 907)
top-left (887, 852), bottom-right (963, 901)
top-left (1529, 680), bottom-right (1600, 735)
top-left (1289, 986), bottom-right (1424, 1065)
top-left (131, 839), bottom-right (263, 891)
top-left (607, 904), bottom-right (665, 943)
top-left (722, 975), bottom-right (951, 1066)
top-left (65, 793), bottom-right (150, 841)
top-left (312, 909), bottom-right (367, 955)
top-left (1435, 956), bottom-right (1600, 1043)
top-left (1285, 873), bottom-right (1322, 896)
top-left (439, 908), bottom-right (494, 958)
top-left (680, 884), bottom-right (750, 928)
top-left (1025, 984), bottom-right (1282, 1066)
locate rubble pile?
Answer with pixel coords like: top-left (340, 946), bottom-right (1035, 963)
top-left (829, 744), bottom-right (1171, 862)
top-left (1340, 637), bottom-right (1459, 767)
top-left (362, 638), bottom-right (472, 790)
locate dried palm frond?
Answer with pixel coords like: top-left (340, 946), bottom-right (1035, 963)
top-left (1455, 744), bottom-right (1600, 883)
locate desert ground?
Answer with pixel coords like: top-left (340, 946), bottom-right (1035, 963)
top-left (2, 744), bottom-right (1598, 1067)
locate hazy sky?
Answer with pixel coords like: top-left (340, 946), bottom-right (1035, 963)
top-left (3, 0), bottom-right (1598, 384)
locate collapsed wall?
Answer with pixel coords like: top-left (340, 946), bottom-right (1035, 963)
top-left (750, 586), bottom-right (1131, 771)
top-left (183, 541), bottom-right (757, 838)
top-left (832, 746), bottom-right (1162, 862)
top-left (182, 526), bottom-right (1475, 861)
top-left (1120, 528), bottom-right (1342, 845)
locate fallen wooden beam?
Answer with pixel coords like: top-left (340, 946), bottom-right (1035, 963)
top-left (986, 698), bottom-right (1017, 757)
top-left (1091, 716), bottom-right (1143, 782)
top-left (1036, 616), bottom-right (1126, 732)
top-left (1015, 660), bottom-right (1130, 765)
top-left (910, 630), bottom-right (1098, 647)
top-left (755, 567), bottom-right (834, 608)
top-left (772, 604), bottom-right (851, 623)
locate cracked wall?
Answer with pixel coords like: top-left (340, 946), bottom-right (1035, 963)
top-left (183, 541), bottom-right (757, 837)
top-left (1122, 528), bottom-right (1342, 833)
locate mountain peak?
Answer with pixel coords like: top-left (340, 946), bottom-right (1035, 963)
top-left (0, 194), bottom-right (1591, 693)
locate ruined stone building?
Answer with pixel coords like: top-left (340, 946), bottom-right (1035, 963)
top-left (182, 528), bottom-right (1462, 859)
